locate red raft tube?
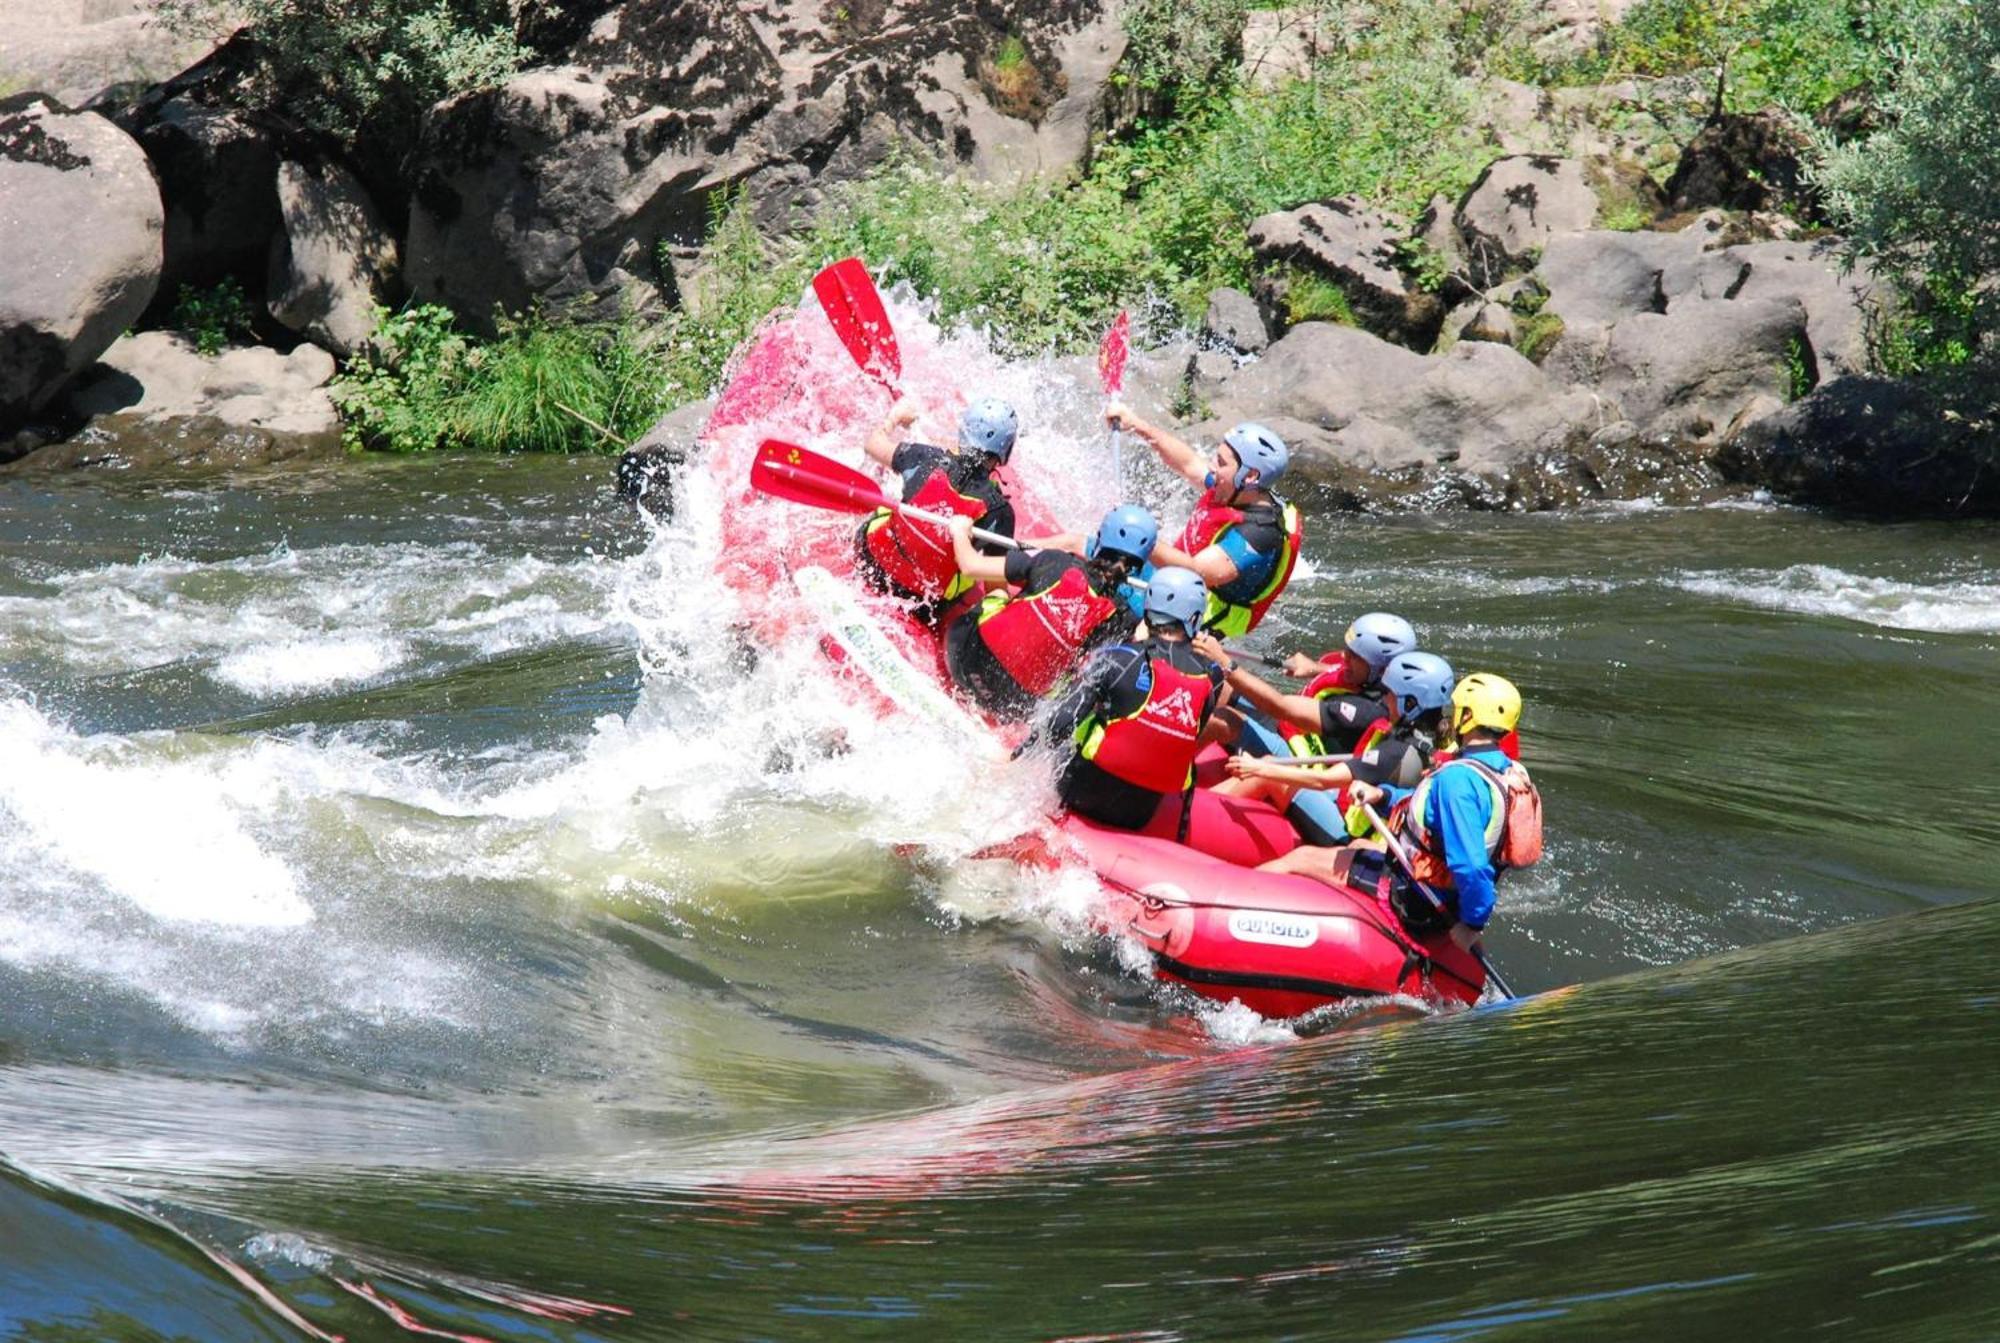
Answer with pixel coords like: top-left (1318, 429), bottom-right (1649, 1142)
top-left (1009, 789), bottom-right (1489, 1021)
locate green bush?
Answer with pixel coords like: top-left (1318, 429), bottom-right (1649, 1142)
top-left (334, 305), bottom-right (667, 454)
top-left (160, 0), bottom-right (537, 146)
top-left (1121, 0), bottom-right (1250, 97)
top-left (1816, 1), bottom-right (1999, 374)
top-left (1573, 0), bottom-right (1941, 115)
top-left (170, 278), bottom-right (255, 355)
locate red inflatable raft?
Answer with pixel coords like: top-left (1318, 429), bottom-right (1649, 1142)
top-left (703, 302), bottom-right (1489, 1021)
top-left (995, 789), bottom-right (1487, 1018)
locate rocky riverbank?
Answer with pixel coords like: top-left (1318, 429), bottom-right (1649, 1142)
top-left (1, 0), bottom-right (1992, 513)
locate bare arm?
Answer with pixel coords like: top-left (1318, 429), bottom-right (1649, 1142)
top-left (863, 397), bottom-right (922, 468)
top-left (1020, 529), bottom-right (1087, 556)
top-left (1225, 755), bottom-right (1356, 792)
top-left (1149, 539), bottom-right (1240, 590)
top-left (949, 515), bottom-right (1012, 585)
top-left (1106, 401), bottom-right (1205, 488)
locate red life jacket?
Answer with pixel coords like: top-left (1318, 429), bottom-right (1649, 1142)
top-left (1302, 665), bottom-right (1366, 700)
top-left (861, 464), bottom-right (989, 601)
top-left (1176, 487), bottom-right (1303, 636)
top-left (1077, 653), bottom-right (1215, 794)
top-left (972, 563), bottom-right (1117, 698)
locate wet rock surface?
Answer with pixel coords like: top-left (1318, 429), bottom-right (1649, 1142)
top-left (10, 330), bottom-right (344, 471)
top-left (1715, 375), bottom-right (2000, 517)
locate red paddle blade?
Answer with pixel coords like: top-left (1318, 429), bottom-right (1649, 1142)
top-left (812, 257), bottom-right (900, 390)
top-left (749, 438), bottom-right (892, 516)
top-left (1097, 310), bottom-right (1130, 397)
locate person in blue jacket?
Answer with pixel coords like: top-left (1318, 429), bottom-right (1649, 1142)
top-left (1347, 673), bottom-right (1540, 953)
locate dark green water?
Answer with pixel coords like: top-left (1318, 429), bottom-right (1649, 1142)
top-left (3, 444), bottom-right (1998, 1339)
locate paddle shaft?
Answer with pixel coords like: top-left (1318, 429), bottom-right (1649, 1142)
top-left (1361, 803), bottom-right (1518, 1000)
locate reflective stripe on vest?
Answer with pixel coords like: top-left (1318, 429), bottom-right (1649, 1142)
top-left (1400, 758), bottom-right (1508, 888)
top-left (973, 562), bottom-right (1116, 698)
top-left (862, 464), bottom-right (989, 600)
top-left (1077, 653), bottom-right (1213, 794)
top-left (1177, 491), bottom-right (1302, 637)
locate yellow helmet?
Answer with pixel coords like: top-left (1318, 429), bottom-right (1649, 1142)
top-left (1450, 672), bottom-right (1521, 738)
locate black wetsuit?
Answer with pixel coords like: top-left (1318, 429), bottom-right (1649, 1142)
top-left (1042, 638), bottom-right (1225, 829)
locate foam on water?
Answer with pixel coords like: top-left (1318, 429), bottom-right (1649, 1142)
top-left (0, 698), bottom-right (310, 928)
top-left (0, 541), bottom-right (620, 695)
top-left (1672, 563), bottom-right (2000, 633)
top-left (0, 292), bottom-right (1326, 1055)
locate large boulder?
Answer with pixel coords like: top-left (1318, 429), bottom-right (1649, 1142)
top-left (1198, 321), bottom-right (1601, 483)
top-left (132, 95), bottom-right (281, 300)
top-left (1664, 109), bottom-right (1820, 219)
top-left (30, 330), bottom-right (342, 469)
top-left (406, 0), bottom-right (1130, 328)
top-left (1247, 197), bottom-right (1443, 348)
top-left (1594, 295), bottom-right (1808, 444)
top-left (1715, 373), bottom-right (2000, 516)
top-left (1455, 155), bottom-right (1600, 287)
top-left (0, 0), bottom-right (233, 110)
top-left (0, 93), bottom-right (163, 427)
top-left (1533, 217), bottom-right (1878, 423)
top-left (1661, 238), bottom-right (1879, 379)
top-left (1203, 286), bottom-right (1269, 354)
top-left (266, 158), bottom-right (400, 357)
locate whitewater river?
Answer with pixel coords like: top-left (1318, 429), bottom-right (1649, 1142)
top-left (4, 328), bottom-right (2000, 1337)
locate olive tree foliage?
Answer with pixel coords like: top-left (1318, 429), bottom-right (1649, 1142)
top-left (1816, 0), bottom-right (2000, 370)
top-left (159, 0), bottom-right (555, 145)
top-left (1120, 0), bottom-right (1250, 97)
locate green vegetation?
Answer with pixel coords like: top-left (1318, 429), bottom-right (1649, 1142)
top-left (1121, 0), bottom-right (1250, 98)
top-left (334, 306), bottom-right (666, 454)
top-left (1816, 1), bottom-right (1999, 376)
top-left (1516, 311), bottom-right (1566, 364)
top-left (1571, 0), bottom-right (1941, 115)
top-left (1279, 269), bottom-right (1358, 326)
top-left (170, 278), bottom-right (255, 355)
top-left (159, 0), bottom-right (538, 145)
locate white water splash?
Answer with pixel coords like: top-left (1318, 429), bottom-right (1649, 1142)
top-left (1672, 563), bottom-right (2000, 634)
top-left (0, 541), bottom-right (618, 695)
top-left (0, 698), bottom-right (310, 927)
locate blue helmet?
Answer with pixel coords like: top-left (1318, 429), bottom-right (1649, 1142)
top-left (1088, 504), bottom-right (1158, 565)
top-left (1344, 612), bottom-right (1418, 674)
top-left (1379, 651), bottom-right (1455, 721)
top-left (959, 397), bottom-right (1019, 463)
top-left (1144, 566), bottom-right (1209, 637)
top-left (1220, 421), bottom-right (1288, 492)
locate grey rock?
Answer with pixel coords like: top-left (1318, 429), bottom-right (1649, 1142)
top-left (134, 96), bottom-right (280, 297)
top-left (266, 158), bottom-right (400, 358)
top-left (1596, 295), bottom-right (1808, 445)
top-left (57, 331), bottom-right (340, 464)
top-left (407, 2), bottom-right (1131, 329)
top-left (617, 398), bottom-right (708, 518)
top-left (1203, 287), bottom-right (1269, 354)
top-left (1456, 155), bottom-right (1600, 287)
top-left (0, 93), bottom-right (163, 426)
top-left (1186, 348), bottom-right (1238, 404)
top-left (1661, 238), bottom-right (1879, 379)
top-left (1715, 373), bottom-right (2000, 516)
top-left (1198, 321), bottom-right (1602, 481)
top-left (1247, 196), bottom-right (1442, 348)
top-left (0, 0), bottom-right (232, 111)
top-left (1459, 302), bottom-right (1518, 346)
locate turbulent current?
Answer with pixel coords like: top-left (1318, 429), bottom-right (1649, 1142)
top-left (3, 302), bottom-right (1999, 1339)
